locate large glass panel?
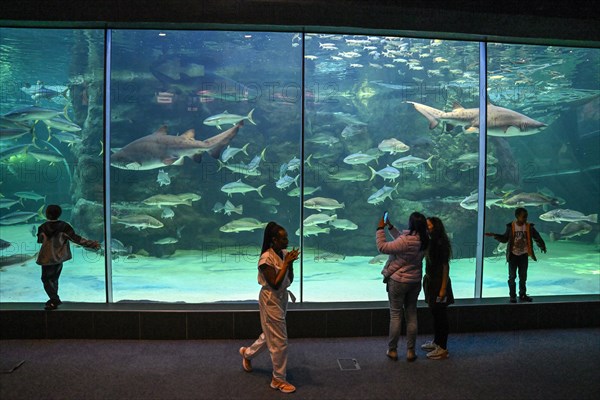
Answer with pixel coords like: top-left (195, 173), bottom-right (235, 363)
top-left (302, 34), bottom-right (480, 302)
top-left (483, 44), bottom-right (600, 298)
top-left (109, 30), bottom-right (302, 302)
top-left (0, 28), bottom-right (106, 303)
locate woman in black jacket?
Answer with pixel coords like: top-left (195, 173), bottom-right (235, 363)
top-left (421, 216), bottom-right (454, 360)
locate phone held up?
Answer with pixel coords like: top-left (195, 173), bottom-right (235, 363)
top-left (383, 211), bottom-right (389, 224)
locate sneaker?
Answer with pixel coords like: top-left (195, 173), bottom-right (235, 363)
top-left (239, 347), bottom-right (252, 372)
top-left (270, 378), bottom-right (296, 393)
top-left (386, 349), bottom-right (398, 361)
top-left (519, 294), bottom-right (533, 302)
top-left (427, 346), bottom-right (449, 360)
top-left (421, 341), bottom-right (437, 351)
top-left (406, 349), bottom-right (417, 362)
top-left (44, 302), bottom-right (58, 310)
top-left (509, 296), bottom-right (517, 303)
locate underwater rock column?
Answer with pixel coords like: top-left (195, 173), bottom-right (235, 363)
top-left (69, 30), bottom-right (105, 238)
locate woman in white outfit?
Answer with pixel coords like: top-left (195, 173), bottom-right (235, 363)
top-left (239, 221), bottom-right (300, 394)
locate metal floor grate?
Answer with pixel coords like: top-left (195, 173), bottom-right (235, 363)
top-left (337, 358), bottom-right (360, 371)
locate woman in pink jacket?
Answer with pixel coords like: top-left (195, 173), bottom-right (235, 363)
top-left (376, 211), bottom-right (429, 362)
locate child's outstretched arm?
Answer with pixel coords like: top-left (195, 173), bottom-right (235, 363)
top-left (64, 224), bottom-right (101, 250)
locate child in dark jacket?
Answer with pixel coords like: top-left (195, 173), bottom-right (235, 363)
top-left (486, 207), bottom-right (547, 303)
top-left (36, 204), bottom-right (100, 310)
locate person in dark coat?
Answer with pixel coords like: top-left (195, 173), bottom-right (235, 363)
top-left (36, 204), bottom-right (100, 310)
top-left (486, 207), bottom-right (547, 303)
top-left (421, 217), bottom-right (454, 360)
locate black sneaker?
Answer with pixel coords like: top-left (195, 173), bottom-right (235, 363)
top-left (509, 296), bottom-right (517, 303)
top-left (44, 302), bottom-right (58, 310)
top-left (519, 295), bottom-right (533, 302)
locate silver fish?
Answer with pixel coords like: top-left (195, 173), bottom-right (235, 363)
top-left (328, 170), bottom-right (370, 182)
top-left (154, 237), bottom-right (179, 245)
top-left (539, 209), bottom-right (598, 224)
top-left (276, 174), bottom-right (299, 190)
top-left (343, 152), bottom-right (378, 165)
top-left (223, 200), bottom-right (243, 216)
top-left (219, 218), bottom-right (267, 233)
top-left (391, 155), bottom-right (434, 169)
top-left (0, 205), bottom-right (44, 225)
top-left (377, 138), bottom-right (410, 154)
top-left (550, 222), bottom-right (593, 241)
top-left (303, 213), bottom-right (336, 226)
top-left (161, 207), bottom-right (175, 219)
top-left (368, 165), bottom-right (400, 182)
top-left (221, 179), bottom-right (265, 197)
top-left (303, 197), bottom-right (344, 211)
top-left (156, 169), bottom-right (171, 186)
top-left (114, 214), bottom-right (164, 230)
top-left (220, 143), bottom-right (249, 163)
top-left (329, 219), bottom-right (358, 230)
top-left (142, 194), bottom-right (192, 207)
top-left (295, 225), bottom-right (331, 237)
top-left (2, 106), bottom-right (63, 122)
top-left (367, 184), bottom-right (398, 205)
top-left (43, 117), bottom-right (82, 133)
top-left (203, 109), bottom-right (256, 130)
top-left (21, 83), bottom-right (69, 101)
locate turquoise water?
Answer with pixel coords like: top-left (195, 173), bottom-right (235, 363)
top-left (1, 224), bottom-right (598, 303)
top-left (1, 29), bottom-right (599, 303)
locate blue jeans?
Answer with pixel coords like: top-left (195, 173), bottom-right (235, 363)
top-left (387, 280), bottom-right (421, 351)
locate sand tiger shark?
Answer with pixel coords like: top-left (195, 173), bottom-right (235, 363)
top-left (406, 101), bottom-right (547, 137)
top-left (110, 122), bottom-right (243, 170)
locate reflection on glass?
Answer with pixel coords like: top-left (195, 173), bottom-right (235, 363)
top-left (109, 31), bottom-right (302, 302)
top-left (0, 28), bottom-right (106, 303)
top-left (483, 43), bottom-right (600, 298)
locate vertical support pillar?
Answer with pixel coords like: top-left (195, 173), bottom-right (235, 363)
top-left (474, 41), bottom-right (488, 298)
top-left (103, 29), bottom-right (113, 303)
top-left (299, 31), bottom-right (306, 303)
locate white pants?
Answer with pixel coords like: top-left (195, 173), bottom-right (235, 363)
top-left (244, 288), bottom-right (289, 381)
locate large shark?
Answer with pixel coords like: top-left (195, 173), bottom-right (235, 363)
top-left (110, 122), bottom-right (243, 170)
top-left (406, 101), bottom-right (547, 137)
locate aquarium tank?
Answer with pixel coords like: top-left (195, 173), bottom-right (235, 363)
top-left (1, 28), bottom-right (598, 304)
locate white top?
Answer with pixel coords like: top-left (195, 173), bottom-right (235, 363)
top-left (257, 248), bottom-right (291, 292)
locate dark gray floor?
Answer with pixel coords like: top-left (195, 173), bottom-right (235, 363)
top-left (1, 328), bottom-right (598, 400)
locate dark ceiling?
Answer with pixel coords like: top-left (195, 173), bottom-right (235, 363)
top-left (1, 0), bottom-right (599, 46)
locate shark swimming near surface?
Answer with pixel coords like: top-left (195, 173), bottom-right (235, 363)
top-left (110, 122), bottom-right (243, 170)
top-left (406, 101), bottom-right (547, 137)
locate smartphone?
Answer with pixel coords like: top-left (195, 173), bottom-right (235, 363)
top-left (383, 211), bottom-right (389, 224)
